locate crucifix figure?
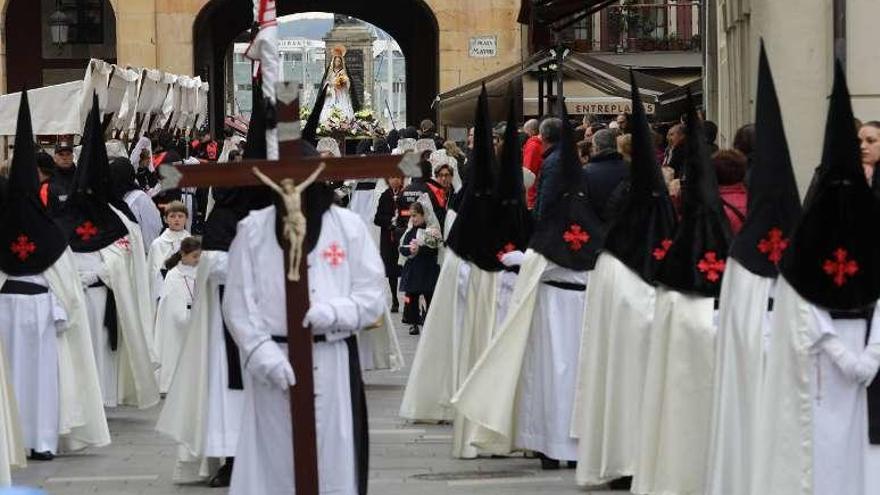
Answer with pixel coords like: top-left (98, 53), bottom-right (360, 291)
top-left (253, 162), bottom-right (326, 281)
top-left (160, 84), bottom-right (419, 495)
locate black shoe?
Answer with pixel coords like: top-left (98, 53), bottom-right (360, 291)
top-left (390, 303), bottom-right (399, 313)
top-left (409, 325), bottom-right (420, 336)
top-left (29, 450), bottom-right (54, 461)
top-left (537, 452), bottom-right (560, 470)
top-left (208, 461), bottom-right (233, 488)
top-left (608, 476), bottom-right (632, 490)
top-left (566, 460), bottom-right (577, 469)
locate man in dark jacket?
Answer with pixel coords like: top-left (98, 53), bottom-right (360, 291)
top-left (533, 117), bottom-right (563, 220)
top-left (583, 129), bottom-right (629, 224)
top-left (374, 176), bottom-right (407, 312)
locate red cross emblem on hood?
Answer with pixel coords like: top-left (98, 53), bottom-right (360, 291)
top-left (496, 242), bottom-right (516, 261)
top-left (10, 234), bottom-right (36, 261)
top-left (563, 224), bottom-right (590, 251)
top-left (823, 248), bottom-right (859, 287)
top-left (757, 227), bottom-right (789, 265)
top-left (652, 239), bottom-right (674, 261)
top-left (697, 251), bottom-right (726, 283)
top-left (76, 221), bottom-right (99, 241)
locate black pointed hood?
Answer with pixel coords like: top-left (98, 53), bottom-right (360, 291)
top-left (780, 61), bottom-right (880, 310)
top-left (55, 94), bottom-right (130, 253)
top-left (446, 84), bottom-right (506, 271)
top-left (302, 84), bottom-right (328, 146)
top-left (603, 71), bottom-right (678, 283)
top-left (0, 89), bottom-right (68, 275)
top-left (730, 43), bottom-right (802, 278)
top-left (529, 99), bottom-right (605, 271)
top-left (203, 84), bottom-right (274, 252)
top-left (493, 83), bottom-right (533, 258)
top-left (655, 93), bottom-right (732, 297)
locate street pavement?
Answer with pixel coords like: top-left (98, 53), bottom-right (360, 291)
top-left (9, 311), bottom-right (619, 494)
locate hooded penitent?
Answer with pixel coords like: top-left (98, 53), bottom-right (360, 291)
top-left (729, 44), bottom-right (802, 277)
top-left (528, 100), bottom-right (605, 271)
top-left (703, 42), bottom-right (803, 495)
top-left (302, 83), bottom-right (328, 147)
top-left (0, 89), bottom-right (68, 276)
top-left (654, 93), bottom-right (732, 296)
top-left (602, 71), bottom-right (678, 283)
top-left (445, 84), bottom-right (506, 271)
top-left (493, 84), bottom-right (534, 259)
top-left (780, 62), bottom-right (880, 311)
top-left (55, 94), bottom-right (131, 252)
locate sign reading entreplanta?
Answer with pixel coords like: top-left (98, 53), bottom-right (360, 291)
top-left (469, 36), bottom-right (497, 58)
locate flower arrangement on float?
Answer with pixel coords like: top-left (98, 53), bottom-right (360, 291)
top-left (300, 106), bottom-right (386, 140)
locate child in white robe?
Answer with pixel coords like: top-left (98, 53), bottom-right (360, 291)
top-left (154, 237), bottom-right (201, 394)
top-left (147, 200), bottom-right (190, 302)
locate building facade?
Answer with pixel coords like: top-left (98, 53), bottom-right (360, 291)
top-left (709, 0), bottom-right (880, 192)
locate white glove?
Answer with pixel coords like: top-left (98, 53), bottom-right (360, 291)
top-left (247, 340), bottom-right (296, 391)
top-left (820, 336), bottom-right (880, 385)
top-left (79, 271), bottom-right (100, 287)
top-left (500, 250), bottom-right (525, 268)
top-left (267, 360), bottom-right (296, 390)
top-left (302, 302), bottom-right (336, 333)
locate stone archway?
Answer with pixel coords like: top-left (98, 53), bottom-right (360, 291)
top-left (193, 0), bottom-right (439, 131)
top-left (4, 0), bottom-right (117, 91)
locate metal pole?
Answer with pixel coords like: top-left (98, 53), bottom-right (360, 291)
top-left (555, 46), bottom-right (564, 101)
top-left (538, 72), bottom-right (545, 117)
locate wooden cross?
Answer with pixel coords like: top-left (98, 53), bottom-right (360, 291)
top-left (160, 83), bottom-right (418, 495)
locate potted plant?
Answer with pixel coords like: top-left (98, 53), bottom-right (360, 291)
top-left (690, 34), bottom-right (702, 51)
top-left (668, 32), bottom-right (681, 51)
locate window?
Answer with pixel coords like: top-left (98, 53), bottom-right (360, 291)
top-left (58, 0), bottom-right (106, 44)
top-left (573, 17), bottom-right (590, 41)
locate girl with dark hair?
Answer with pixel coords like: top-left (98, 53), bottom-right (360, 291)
top-left (154, 236), bottom-right (202, 394)
top-left (398, 202), bottom-right (441, 335)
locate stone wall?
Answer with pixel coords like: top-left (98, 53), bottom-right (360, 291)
top-left (86, 0), bottom-right (522, 94)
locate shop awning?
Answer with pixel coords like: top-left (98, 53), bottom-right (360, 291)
top-left (436, 49), bottom-right (687, 126)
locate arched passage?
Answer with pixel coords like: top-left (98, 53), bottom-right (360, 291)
top-left (193, 0), bottom-right (439, 131)
top-left (4, 0), bottom-right (117, 91)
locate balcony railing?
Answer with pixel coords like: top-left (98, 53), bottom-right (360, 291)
top-left (567, 2), bottom-right (702, 54)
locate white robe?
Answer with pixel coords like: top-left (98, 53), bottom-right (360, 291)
top-left (704, 259), bottom-right (775, 495)
top-left (0, 251), bottom-right (111, 455)
top-left (75, 251), bottom-right (119, 407)
top-left (0, 336), bottom-right (25, 487)
top-left (223, 205), bottom-right (385, 495)
top-left (147, 228), bottom-right (190, 303)
top-left (154, 263), bottom-right (196, 394)
top-left (573, 253), bottom-right (656, 485)
top-left (123, 189), bottom-right (163, 252)
top-left (399, 251), bottom-right (509, 458)
top-left (157, 251), bottom-right (244, 482)
top-left (451, 251), bottom-right (585, 460)
top-left (751, 279), bottom-right (880, 495)
top-left (633, 288), bottom-right (717, 495)
top-left (0, 274), bottom-right (66, 454)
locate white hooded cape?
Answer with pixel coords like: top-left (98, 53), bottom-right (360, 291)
top-left (751, 279), bottom-right (880, 495)
top-left (632, 287), bottom-right (717, 495)
top-left (399, 250), bottom-right (508, 458)
top-left (704, 258), bottom-right (775, 495)
top-left (0, 329), bottom-right (25, 487)
top-left (102, 209), bottom-right (160, 409)
top-left (450, 250), bottom-right (551, 454)
top-left (157, 251), bottom-right (242, 482)
top-left (573, 253), bottom-right (656, 486)
top-left (0, 250), bottom-right (111, 452)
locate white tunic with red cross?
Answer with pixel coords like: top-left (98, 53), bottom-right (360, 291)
top-left (223, 204), bottom-right (385, 495)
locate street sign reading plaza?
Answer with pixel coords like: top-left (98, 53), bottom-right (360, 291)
top-left (469, 36), bottom-right (498, 58)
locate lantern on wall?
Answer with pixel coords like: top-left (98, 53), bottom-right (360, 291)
top-left (48, 7), bottom-right (71, 45)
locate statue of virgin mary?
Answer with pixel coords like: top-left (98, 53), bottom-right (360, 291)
top-left (319, 45), bottom-right (356, 123)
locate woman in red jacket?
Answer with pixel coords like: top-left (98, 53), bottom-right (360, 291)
top-left (712, 149), bottom-right (748, 235)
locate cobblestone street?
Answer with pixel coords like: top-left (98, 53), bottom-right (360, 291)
top-left (10, 315), bottom-right (618, 494)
